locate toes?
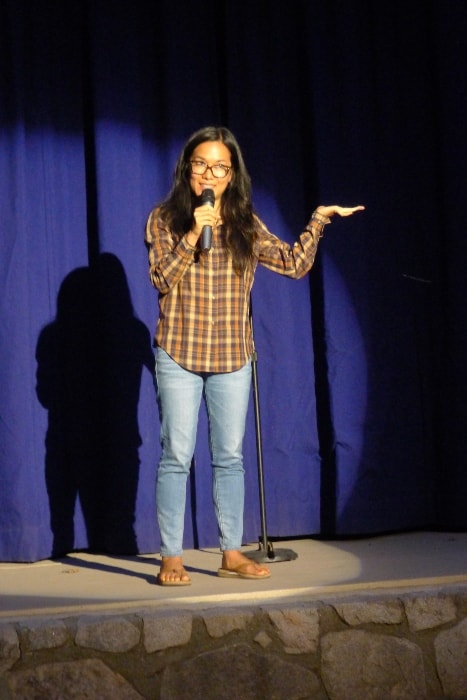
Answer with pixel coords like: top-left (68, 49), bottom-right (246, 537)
top-left (159, 567), bottom-right (190, 584)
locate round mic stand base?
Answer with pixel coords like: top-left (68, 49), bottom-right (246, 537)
top-left (244, 540), bottom-right (298, 563)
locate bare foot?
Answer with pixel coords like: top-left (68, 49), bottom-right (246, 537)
top-left (220, 550), bottom-right (270, 578)
top-left (158, 556), bottom-right (191, 586)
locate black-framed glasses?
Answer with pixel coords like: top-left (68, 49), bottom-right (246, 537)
top-left (189, 160), bottom-right (231, 178)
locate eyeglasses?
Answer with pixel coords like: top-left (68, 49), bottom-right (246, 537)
top-left (189, 160), bottom-right (231, 179)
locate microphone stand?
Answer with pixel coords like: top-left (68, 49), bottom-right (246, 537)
top-left (245, 299), bottom-right (297, 563)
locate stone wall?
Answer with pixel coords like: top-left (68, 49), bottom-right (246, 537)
top-left (1, 587), bottom-right (466, 699)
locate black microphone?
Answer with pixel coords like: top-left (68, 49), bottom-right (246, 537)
top-left (200, 188), bottom-right (215, 251)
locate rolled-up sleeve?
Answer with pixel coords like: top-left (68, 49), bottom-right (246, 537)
top-left (145, 208), bottom-right (196, 294)
top-left (255, 210), bottom-right (330, 279)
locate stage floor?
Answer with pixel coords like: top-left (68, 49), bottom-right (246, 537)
top-left (1, 531), bottom-right (466, 621)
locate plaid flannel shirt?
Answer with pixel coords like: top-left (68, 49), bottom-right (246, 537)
top-left (145, 209), bottom-right (330, 372)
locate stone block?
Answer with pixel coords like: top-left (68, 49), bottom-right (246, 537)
top-left (268, 606), bottom-right (320, 654)
top-left (435, 617), bottom-right (467, 699)
top-left (160, 643), bottom-right (321, 700)
top-left (7, 658), bottom-right (142, 699)
top-left (143, 612), bottom-right (192, 653)
top-left (202, 609), bottom-right (253, 638)
top-left (0, 625), bottom-right (20, 675)
top-left (254, 630), bottom-right (273, 648)
top-left (404, 595), bottom-right (457, 631)
top-left (321, 629), bottom-right (426, 700)
top-left (75, 615), bottom-right (140, 652)
top-left (21, 619), bottom-right (69, 650)
top-left (334, 599), bottom-right (403, 626)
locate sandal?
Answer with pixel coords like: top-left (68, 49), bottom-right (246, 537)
top-left (217, 563), bottom-right (271, 580)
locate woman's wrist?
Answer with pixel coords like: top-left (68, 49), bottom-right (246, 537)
top-left (316, 205), bottom-right (334, 218)
top-left (185, 231), bottom-right (199, 248)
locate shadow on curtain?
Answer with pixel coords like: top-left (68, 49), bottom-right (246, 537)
top-left (35, 254), bottom-right (153, 557)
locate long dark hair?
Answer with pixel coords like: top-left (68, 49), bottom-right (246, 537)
top-left (158, 126), bottom-right (258, 275)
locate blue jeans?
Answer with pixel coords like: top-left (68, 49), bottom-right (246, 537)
top-left (155, 348), bottom-right (252, 557)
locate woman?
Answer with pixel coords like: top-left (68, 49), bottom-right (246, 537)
top-left (145, 126), bottom-right (364, 585)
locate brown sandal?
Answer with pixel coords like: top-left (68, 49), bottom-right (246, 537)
top-left (217, 563), bottom-right (271, 580)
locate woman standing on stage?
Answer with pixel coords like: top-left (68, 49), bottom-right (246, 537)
top-left (145, 125), bottom-right (364, 585)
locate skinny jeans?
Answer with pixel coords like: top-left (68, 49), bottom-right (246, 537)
top-left (155, 347), bottom-right (252, 557)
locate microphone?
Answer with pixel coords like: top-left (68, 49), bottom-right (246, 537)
top-left (200, 188), bottom-right (215, 251)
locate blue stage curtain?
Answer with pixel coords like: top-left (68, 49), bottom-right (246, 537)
top-left (1, 1), bottom-right (465, 561)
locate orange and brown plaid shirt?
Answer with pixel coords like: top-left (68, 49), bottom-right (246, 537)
top-left (145, 209), bottom-right (330, 372)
